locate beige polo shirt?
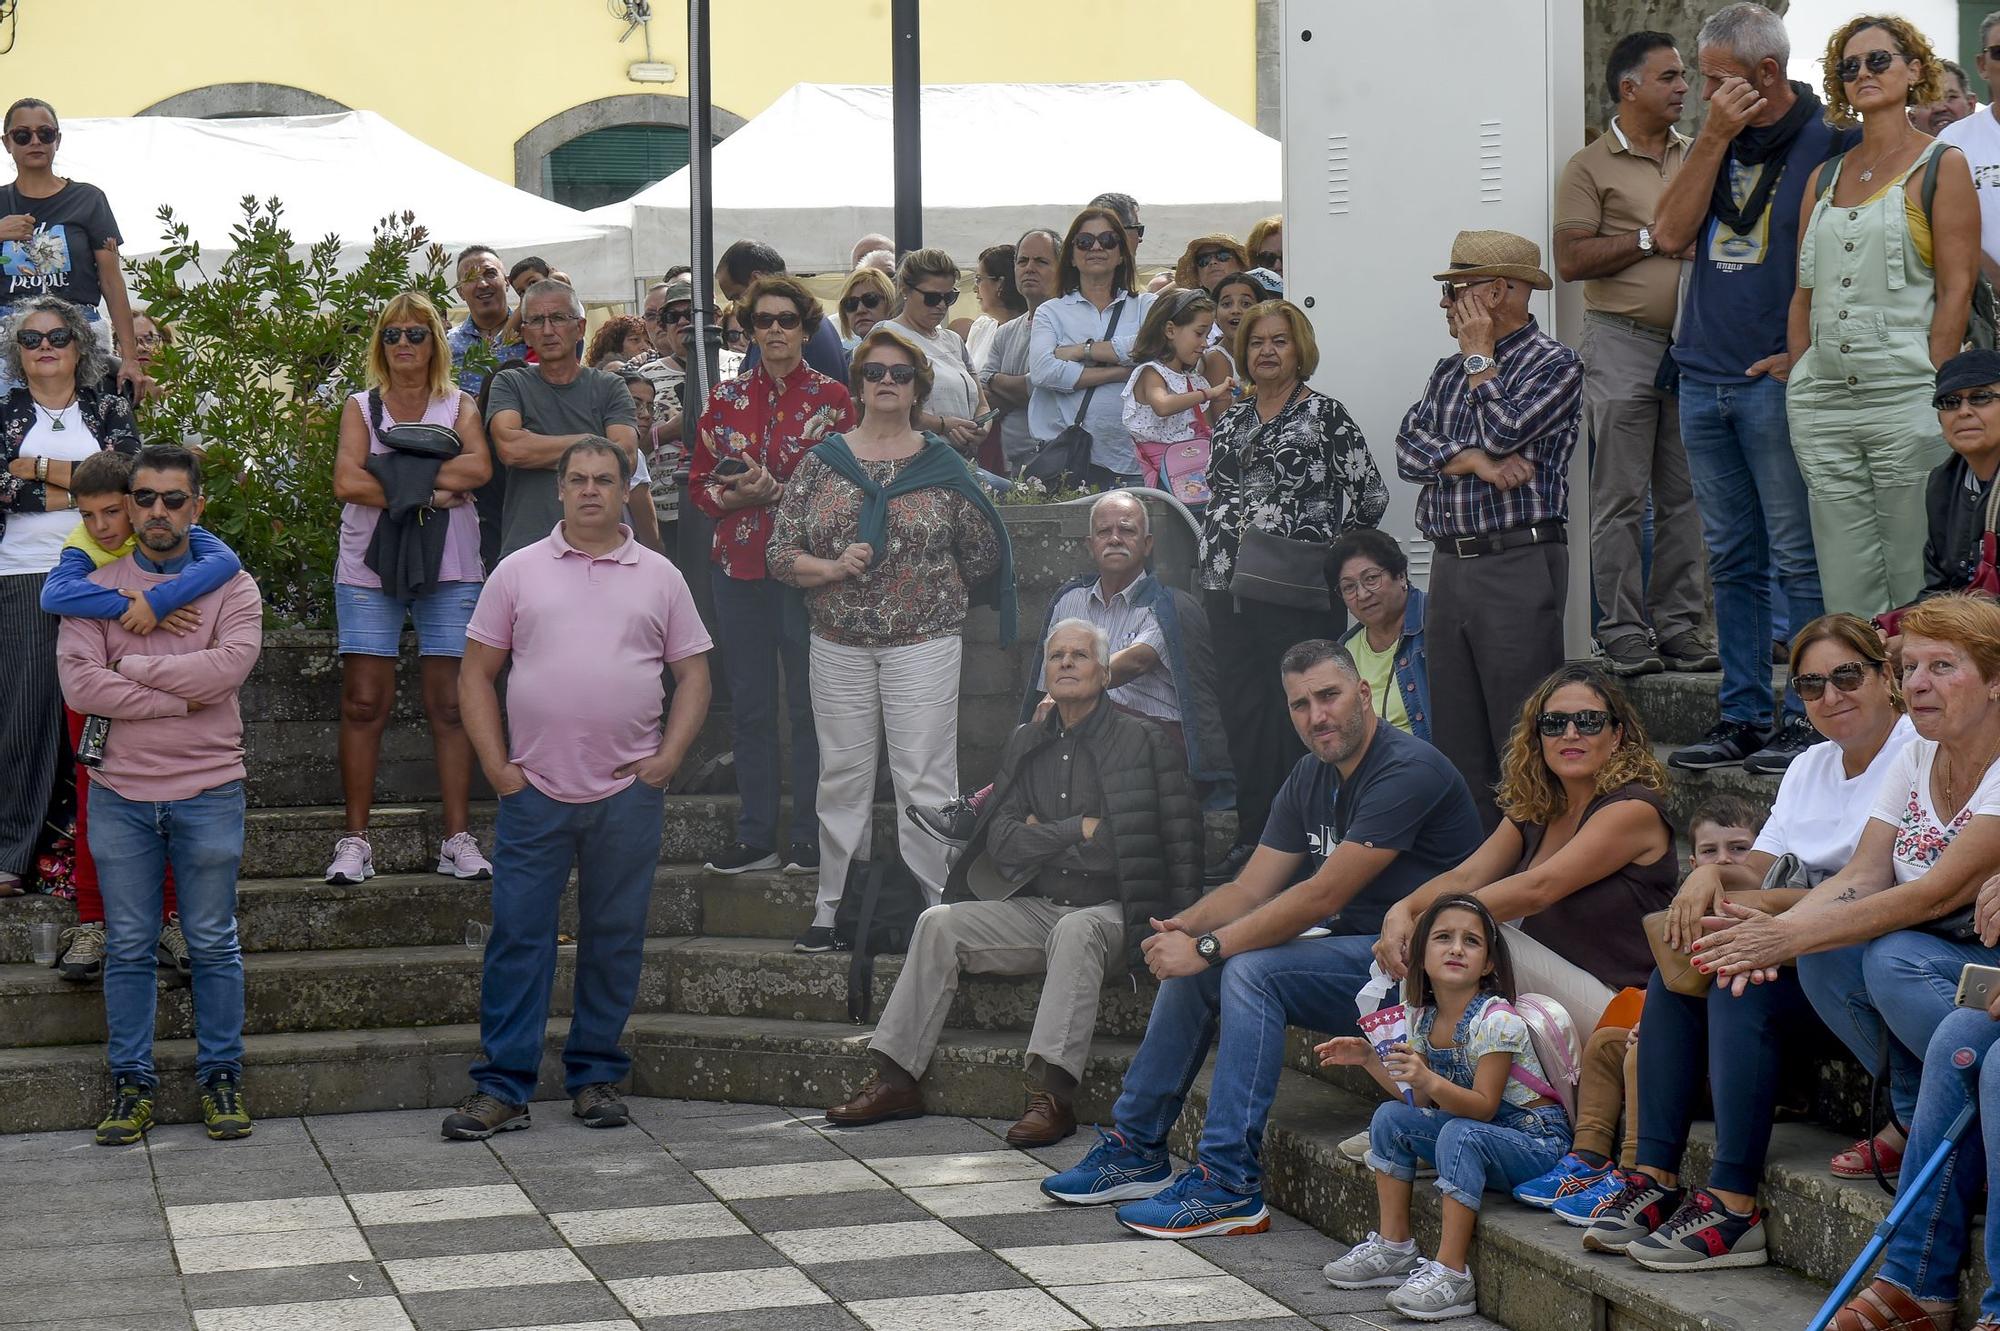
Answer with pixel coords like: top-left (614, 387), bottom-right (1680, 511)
top-left (1555, 118), bottom-right (1691, 330)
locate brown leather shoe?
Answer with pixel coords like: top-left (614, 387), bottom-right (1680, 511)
top-left (1004, 1089), bottom-right (1076, 1148)
top-left (825, 1075), bottom-right (924, 1126)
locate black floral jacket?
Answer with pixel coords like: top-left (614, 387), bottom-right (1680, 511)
top-left (0, 385), bottom-right (142, 544)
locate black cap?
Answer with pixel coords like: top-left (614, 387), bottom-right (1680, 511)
top-left (1936, 349), bottom-right (2000, 398)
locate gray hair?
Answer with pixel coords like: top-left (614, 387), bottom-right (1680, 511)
top-left (1048, 616), bottom-right (1111, 668)
top-left (1984, 9), bottom-right (2000, 46)
top-left (521, 277), bottom-right (584, 320)
top-left (1697, 2), bottom-right (1789, 71)
top-left (1016, 227), bottom-right (1062, 255)
top-left (1089, 489), bottom-right (1151, 537)
top-left (0, 296), bottom-right (110, 389)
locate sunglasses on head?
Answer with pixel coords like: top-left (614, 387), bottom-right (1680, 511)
top-left (752, 310), bottom-right (801, 330)
top-left (1073, 232), bottom-right (1122, 252)
top-left (860, 362), bottom-right (917, 384)
top-left (1254, 249), bottom-right (1282, 268)
top-left (1536, 709), bottom-right (1613, 738)
top-left (1794, 660), bottom-right (1879, 701)
top-left (6, 126), bottom-right (56, 146)
top-left (130, 488), bottom-right (193, 511)
top-left (913, 288), bottom-right (960, 309)
top-left (14, 327), bottom-right (75, 349)
top-left (1935, 389), bottom-right (2000, 411)
top-left (841, 292), bottom-right (884, 314)
top-left (1836, 49), bottom-right (1903, 82)
top-left (379, 326), bottom-right (430, 346)
top-left (1194, 249), bottom-right (1234, 268)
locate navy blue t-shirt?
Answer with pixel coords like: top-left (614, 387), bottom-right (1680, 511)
top-left (1260, 721), bottom-right (1484, 936)
top-left (1674, 113), bottom-right (1859, 384)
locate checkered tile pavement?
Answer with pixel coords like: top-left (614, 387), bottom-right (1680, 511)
top-left (0, 1098), bottom-right (1506, 1330)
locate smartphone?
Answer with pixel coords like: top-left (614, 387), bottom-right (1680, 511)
top-left (712, 457), bottom-right (750, 478)
top-left (1955, 962), bottom-right (2000, 1010)
top-left (973, 408), bottom-right (1000, 427)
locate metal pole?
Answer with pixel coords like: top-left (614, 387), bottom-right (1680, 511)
top-left (679, 0), bottom-right (720, 612)
top-left (891, 0), bottom-right (921, 254)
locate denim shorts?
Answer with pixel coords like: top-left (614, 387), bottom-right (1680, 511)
top-left (335, 580), bottom-right (483, 658)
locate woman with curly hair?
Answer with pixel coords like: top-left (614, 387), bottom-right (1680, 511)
top-left (585, 314), bottom-right (651, 370)
top-left (1173, 233), bottom-right (1248, 294)
top-left (1786, 13), bottom-right (1980, 618)
top-left (1372, 662), bottom-right (1674, 1032)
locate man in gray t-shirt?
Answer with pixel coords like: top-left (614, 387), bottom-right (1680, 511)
top-left (485, 280), bottom-right (640, 557)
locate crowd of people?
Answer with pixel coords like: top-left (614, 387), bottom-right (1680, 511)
top-left (17, 3), bottom-right (2000, 1321)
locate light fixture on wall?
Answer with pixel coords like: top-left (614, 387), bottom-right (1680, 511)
top-left (628, 62), bottom-right (679, 84)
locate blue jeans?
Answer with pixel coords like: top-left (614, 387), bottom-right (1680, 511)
top-left (1879, 1007), bottom-right (2000, 1313)
top-left (1677, 376), bottom-right (1821, 724)
top-left (1110, 934), bottom-right (1374, 1196)
top-left (1798, 931), bottom-right (2000, 1125)
top-left (709, 569), bottom-right (817, 849)
top-left (470, 779), bottom-right (666, 1104)
top-left (1366, 1100), bottom-right (1571, 1211)
top-left (90, 779), bottom-right (247, 1087)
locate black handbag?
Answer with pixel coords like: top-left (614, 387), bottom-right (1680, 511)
top-left (368, 388), bottom-right (462, 460)
top-left (1023, 299), bottom-right (1127, 489)
top-left (1223, 385), bottom-right (1328, 609)
top-left (833, 858), bottom-right (929, 1023)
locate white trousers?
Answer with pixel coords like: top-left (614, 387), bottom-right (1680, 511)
top-left (1503, 923), bottom-right (1618, 1033)
top-left (809, 633), bottom-right (962, 928)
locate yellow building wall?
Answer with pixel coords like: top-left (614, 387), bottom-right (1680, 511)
top-left (11, 1), bottom-right (1259, 184)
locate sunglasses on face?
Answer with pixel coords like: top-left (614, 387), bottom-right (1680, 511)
top-left (752, 310), bottom-right (802, 330)
top-left (648, 305), bottom-right (695, 326)
top-left (379, 326), bottom-right (430, 346)
top-left (1442, 279), bottom-right (1498, 302)
top-left (1935, 389), bottom-right (2000, 411)
top-left (722, 328), bottom-right (747, 345)
top-left (1194, 249), bottom-right (1234, 268)
top-left (912, 288), bottom-right (961, 309)
top-left (1254, 249), bottom-right (1282, 268)
top-left (130, 488), bottom-right (193, 511)
top-left (860, 362), bottom-right (917, 384)
top-left (1073, 232), bottom-right (1122, 252)
top-left (7, 126), bottom-right (56, 146)
top-left (1836, 49), bottom-right (1903, 82)
top-left (1794, 660), bottom-right (1878, 701)
top-left (842, 292), bottom-right (884, 315)
top-left (1536, 709), bottom-right (1613, 738)
top-left (14, 327), bottom-right (75, 349)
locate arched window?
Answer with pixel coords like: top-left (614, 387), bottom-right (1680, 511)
top-left (140, 83), bottom-right (349, 119)
top-left (546, 124), bottom-right (691, 210)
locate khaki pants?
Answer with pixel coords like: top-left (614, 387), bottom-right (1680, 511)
top-left (1574, 1024), bottom-right (1640, 1169)
top-left (869, 897), bottom-right (1125, 1082)
top-left (1503, 923), bottom-right (1616, 1033)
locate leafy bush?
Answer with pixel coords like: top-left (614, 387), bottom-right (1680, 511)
top-left (127, 198), bottom-right (472, 627)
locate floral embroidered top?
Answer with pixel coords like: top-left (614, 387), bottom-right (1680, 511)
top-left (1412, 994), bottom-right (1558, 1132)
top-left (767, 444), bottom-right (1003, 648)
top-left (691, 361), bottom-right (855, 580)
top-left (0, 384), bottom-right (141, 542)
top-left (1869, 737), bottom-right (2000, 885)
top-left (1198, 386), bottom-right (1388, 591)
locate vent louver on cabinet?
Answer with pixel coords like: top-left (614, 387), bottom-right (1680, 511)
top-left (1326, 133), bottom-right (1350, 215)
top-left (1479, 120), bottom-right (1503, 204)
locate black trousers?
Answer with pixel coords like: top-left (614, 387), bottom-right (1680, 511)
top-left (1425, 540), bottom-right (1566, 830)
top-left (0, 572), bottom-right (62, 877)
top-left (1203, 590), bottom-right (1330, 847)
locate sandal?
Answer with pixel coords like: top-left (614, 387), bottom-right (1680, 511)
top-left (0, 873), bottom-right (22, 898)
top-left (1829, 1280), bottom-right (1951, 1331)
top-left (1832, 1133), bottom-right (1904, 1182)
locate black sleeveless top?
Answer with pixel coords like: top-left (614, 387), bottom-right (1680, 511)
top-left (1509, 783), bottom-right (1676, 991)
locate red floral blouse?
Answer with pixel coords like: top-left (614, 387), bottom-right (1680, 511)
top-left (691, 361), bottom-right (855, 580)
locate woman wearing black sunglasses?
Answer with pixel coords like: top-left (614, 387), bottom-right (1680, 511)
top-left (885, 248), bottom-right (987, 454)
top-left (0, 98), bottom-right (150, 400)
top-left (836, 266), bottom-right (895, 351)
top-left (0, 294), bottom-right (140, 896)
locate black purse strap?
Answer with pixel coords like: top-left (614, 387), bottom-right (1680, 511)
top-left (1070, 298), bottom-right (1128, 422)
top-left (845, 861), bottom-right (887, 1024)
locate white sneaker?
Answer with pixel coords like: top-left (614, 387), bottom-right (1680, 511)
top-left (1385, 1260), bottom-right (1478, 1322)
top-left (1322, 1233), bottom-right (1424, 1289)
top-left (1337, 1129), bottom-right (1370, 1164)
top-left (438, 832), bottom-right (493, 880)
top-left (324, 835), bottom-right (374, 885)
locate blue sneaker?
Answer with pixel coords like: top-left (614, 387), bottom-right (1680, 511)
top-left (1512, 1152), bottom-right (1611, 1210)
top-left (1552, 1168), bottom-right (1637, 1228)
top-left (1114, 1164), bottom-right (1271, 1239)
top-left (1040, 1128), bottom-right (1171, 1206)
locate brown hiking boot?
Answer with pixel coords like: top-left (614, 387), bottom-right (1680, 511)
top-left (440, 1092), bottom-right (529, 1140)
top-left (1005, 1088), bottom-right (1076, 1148)
top-left (825, 1074), bottom-right (924, 1126)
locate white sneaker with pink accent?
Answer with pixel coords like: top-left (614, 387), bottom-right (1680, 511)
top-left (438, 832), bottom-right (493, 880)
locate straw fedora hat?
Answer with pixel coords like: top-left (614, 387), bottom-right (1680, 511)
top-left (1430, 229), bottom-right (1553, 291)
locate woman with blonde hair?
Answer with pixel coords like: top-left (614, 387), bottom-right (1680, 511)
top-left (326, 290), bottom-right (494, 887)
top-left (1173, 234), bottom-right (1248, 293)
top-left (1373, 662), bottom-right (1675, 1033)
top-left (1246, 215), bottom-right (1283, 276)
top-left (837, 266), bottom-right (896, 349)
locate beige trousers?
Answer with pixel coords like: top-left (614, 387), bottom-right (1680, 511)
top-left (1502, 923), bottom-right (1617, 1033)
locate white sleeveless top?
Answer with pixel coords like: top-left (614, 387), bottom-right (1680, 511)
top-left (1120, 361), bottom-right (1208, 444)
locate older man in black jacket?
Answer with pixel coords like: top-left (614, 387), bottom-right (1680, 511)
top-left (825, 618), bottom-right (1201, 1146)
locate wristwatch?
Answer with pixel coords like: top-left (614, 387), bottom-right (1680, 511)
top-left (1195, 933), bottom-right (1224, 966)
top-left (1637, 226), bottom-right (1656, 254)
top-left (1462, 354), bottom-right (1496, 376)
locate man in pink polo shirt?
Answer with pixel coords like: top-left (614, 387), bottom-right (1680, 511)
top-left (444, 437), bottom-right (712, 1140)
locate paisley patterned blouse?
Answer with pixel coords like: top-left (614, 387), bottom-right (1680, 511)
top-left (767, 445), bottom-right (1002, 647)
top-left (1198, 385), bottom-right (1387, 591)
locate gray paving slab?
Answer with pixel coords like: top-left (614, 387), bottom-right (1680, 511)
top-left (809, 1248), bottom-right (1036, 1301)
top-left (0, 1274), bottom-right (186, 1324)
top-left (181, 1262), bottom-right (397, 1309)
top-left (727, 1185), bottom-right (934, 1232)
top-left (662, 1130), bottom-right (853, 1169)
top-left (152, 1166), bottom-right (341, 1205)
top-left (358, 1212), bottom-right (564, 1260)
top-left (818, 1114), bottom-right (1022, 1158)
top-left (33, 1317), bottom-right (195, 1331)
top-left (0, 1206), bottom-right (167, 1249)
top-left (575, 1233), bottom-right (789, 1280)
top-left (401, 1280), bottom-right (633, 1331)
top-left (636, 1309), bottom-right (867, 1331)
top-left (0, 1238), bottom-right (177, 1286)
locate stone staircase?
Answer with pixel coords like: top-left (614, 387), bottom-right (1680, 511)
top-left (0, 641), bottom-right (1977, 1331)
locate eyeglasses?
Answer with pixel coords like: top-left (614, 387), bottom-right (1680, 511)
top-left (1254, 250), bottom-right (1282, 268)
top-left (14, 328), bottom-right (75, 349)
top-left (912, 289), bottom-right (960, 309)
top-left (379, 326), bottom-right (430, 346)
top-left (132, 332), bottom-right (164, 348)
top-left (1836, 49), bottom-right (1903, 83)
top-left (1336, 569), bottom-right (1391, 599)
top-left (722, 327), bottom-right (748, 345)
top-left (752, 310), bottom-right (802, 330)
top-left (860, 362), bottom-right (917, 384)
top-left (521, 313), bottom-right (577, 330)
top-left (1988, 44), bottom-right (2000, 61)
top-left (1194, 249), bottom-right (1234, 268)
top-left (841, 292), bottom-right (884, 315)
top-left (129, 488), bottom-right (194, 512)
top-left (1935, 389), bottom-right (2000, 411)
top-left (1074, 232), bottom-right (1123, 252)
top-left (6, 127), bottom-right (56, 146)
top-left (1442, 279), bottom-right (1498, 301)
top-left (1794, 660), bottom-right (1879, 701)
top-left (1536, 709), bottom-right (1613, 738)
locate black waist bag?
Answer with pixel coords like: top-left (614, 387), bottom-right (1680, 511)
top-left (834, 858), bottom-right (929, 1023)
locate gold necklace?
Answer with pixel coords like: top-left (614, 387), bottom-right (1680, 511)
top-left (1939, 733), bottom-right (2000, 817)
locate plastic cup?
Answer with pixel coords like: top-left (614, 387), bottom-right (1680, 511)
top-left (464, 920), bottom-right (490, 950)
top-left (29, 921), bottom-right (61, 966)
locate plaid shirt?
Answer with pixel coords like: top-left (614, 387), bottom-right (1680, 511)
top-left (1394, 319), bottom-right (1582, 541)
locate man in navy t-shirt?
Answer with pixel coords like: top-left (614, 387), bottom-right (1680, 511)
top-left (1039, 638), bottom-right (1482, 1240)
top-left (1651, 2), bottom-right (1858, 776)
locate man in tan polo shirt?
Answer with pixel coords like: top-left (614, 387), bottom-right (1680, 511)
top-left (1556, 30), bottom-right (1717, 677)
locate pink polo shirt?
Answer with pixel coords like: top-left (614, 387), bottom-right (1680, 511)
top-left (466, 522), bottom-right (712, 803)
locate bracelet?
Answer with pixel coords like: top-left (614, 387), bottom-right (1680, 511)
top-left (34, 455), bottom-right (47, 483)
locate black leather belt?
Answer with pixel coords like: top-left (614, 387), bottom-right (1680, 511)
top-left (1439, 522), bottom-right (1567, 560)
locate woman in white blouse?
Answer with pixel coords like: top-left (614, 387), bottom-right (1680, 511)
top-left (884, 248), bottom-right (986, 454)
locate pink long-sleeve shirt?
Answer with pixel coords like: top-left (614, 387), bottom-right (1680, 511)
top-left (56, 556), bottom-right (264, 802)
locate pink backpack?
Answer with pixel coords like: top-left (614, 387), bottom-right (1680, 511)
top-left (1490, 994), bottom-right (1582, 1125)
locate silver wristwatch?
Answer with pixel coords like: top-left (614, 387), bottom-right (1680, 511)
top-left (1637, 226), bottom-right (1656, 254)
top-left (1462, 354), bottom-right (1496, 375)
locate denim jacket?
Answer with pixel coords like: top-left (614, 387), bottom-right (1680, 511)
top-left (1339, 584), bottom-right (1431, 744)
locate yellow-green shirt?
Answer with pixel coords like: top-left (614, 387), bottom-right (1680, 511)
top-left (62, 523), bottom-right (134, 569)
top-left (1349, 629), bottom-right (1410, 734)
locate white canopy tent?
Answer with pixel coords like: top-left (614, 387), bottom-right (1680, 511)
top-left (50, 111), bottom-right (633, 301)
top-left (590, 80), bottom-right (1281, 279)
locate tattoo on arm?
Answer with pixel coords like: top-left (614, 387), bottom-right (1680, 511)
top-left (1835, 887), bottom-right (1858, 903)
